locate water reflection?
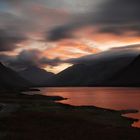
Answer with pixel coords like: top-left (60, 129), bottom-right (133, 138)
top-left (39, 87), bottom-right (140, 128)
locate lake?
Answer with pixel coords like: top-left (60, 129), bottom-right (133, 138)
top-left (36, 87), bottom-right (140, 128)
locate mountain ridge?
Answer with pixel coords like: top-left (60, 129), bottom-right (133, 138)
top-left (0, 62), bottom-right (31, 90)
top-left (19, 66), bottom-right (55, 86)
top-left (47, 53), bottom-right (139, 87)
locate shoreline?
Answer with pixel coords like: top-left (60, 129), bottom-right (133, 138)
top-left (0, 90), bottom-right (140, 139)
top-left (0, 91), bottom-right (139, 127)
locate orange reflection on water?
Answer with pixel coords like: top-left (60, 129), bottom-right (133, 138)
top-left (39, 87), bottom-right (140, 128)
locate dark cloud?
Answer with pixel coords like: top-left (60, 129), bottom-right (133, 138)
top-left (47, 26), bottom-right (74, 41)
top-left (0, 0), bottom-right (73, 43)
top-left (96, 0), bottom-right (140, 34)
top-left (0, 49), bottom-right (62, 70)
top-left (2, 0), bottom-right (140, 42)
top-left (0, 50), bottom-right (41, 69)
top-left (47, 14), bottom-right (92, 41)
top-left (40, 57), bottom-right (61, 66)
top-left (45, 13), bottom-right (92, 41)
top-left (47, 0), bottom-right (140, 41)
top-left (97, 0), bottom-right (140, 24)
top-left (47, 17), bottom-right (89, 41)
top-left (98, 25), bottom-right (140, 36)
top-left (0, 29), bottom-right (26, 51)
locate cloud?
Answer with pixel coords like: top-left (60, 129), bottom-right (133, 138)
top-left (3, 0), bottom-right (100, 13)
top-left (44, 39), bottom-right (100, 60)
top-left (96, 0), bottom-right (140, 34)
top-left (0, 29), bottom-right (26, 51)
top-left (46, 14), bottom-right (93, 41)
top-left (47, 25), bottom-right (74, 41)
top-left (0, 49), bottom-right (62, 70)
top-left (1, 0), bottom-right (140, 73)
top-left (0, 0), bottom-right (71, 44)
top-left (47, 0), bottom-right (140, 41)
top-left (40, 57), bottom-right (61, 66)
top-left (1, 44), bottom-right (139, 72)
top-left (110, 44), bottom-right (140, 51)
top-left (65, 44), bottom-right (140, 64)
top-left (97, 0), bottom-right (140, 23)
top-left (2, 0), bottom-right (140, 42)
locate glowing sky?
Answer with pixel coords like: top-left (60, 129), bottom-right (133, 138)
top-left (0, 0), bottom-right (140, 73)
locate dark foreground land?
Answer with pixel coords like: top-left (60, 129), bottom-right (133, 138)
top-left (0, 91), bottom-right (140, 140)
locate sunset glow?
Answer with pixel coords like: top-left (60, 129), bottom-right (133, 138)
top-left (0, 0), bottom-right (140, 73)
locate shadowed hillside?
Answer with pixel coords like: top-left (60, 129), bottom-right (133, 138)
top-left (47, 53), bottom-right (137, 87)
top-left (0, 62), bottom-right (30, 90)
top-left (19, 66), bottom-right (55, 86)
top-left (109, 55), bottom-right (140, 86)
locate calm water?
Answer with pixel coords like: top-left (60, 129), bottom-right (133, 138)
top-left (37, 87), bottom-right (140, 128)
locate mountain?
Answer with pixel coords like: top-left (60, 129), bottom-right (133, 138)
top-left (48, 51), bottom-right (138, 87)
top-left (19, 66), bottom-right (55, 86)
top-left (109, 55), bottom-right (140, 86)
top-left (0, 62), bottom-right (30, 90)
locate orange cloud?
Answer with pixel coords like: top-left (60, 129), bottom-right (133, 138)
top-left (73, 25), bottom-right (140, 42)
top-left (70, 25), bottom-right (140, 50)
top-left (43, 39), bottom-right (100, 60)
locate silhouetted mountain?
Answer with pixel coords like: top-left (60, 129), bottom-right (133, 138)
top-left (19, 66), bottom-right (55, 86)
top-left (0, 62), bottom-right (30, 90)
top-left (48, 52), bottom-right (138, 86)
top-left (109, 55), bottom-right (140, 86)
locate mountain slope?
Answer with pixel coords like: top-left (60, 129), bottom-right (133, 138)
top-left (0, 62), bottom-right (30, 90)
top-left (19, 66), bottom-right (55, 86)
top-left (110, 55), bottom-right (140, 86)
top-left (48, 53), bottom-right (137, 86)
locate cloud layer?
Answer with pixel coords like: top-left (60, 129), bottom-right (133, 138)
top-left (48, 0), bottom-right (140, 41)
top-left (0, 0), bottom-right (140, 72)
top-left (0, 29), bottom-right (26, 51)
top-left (0, 49), bottom-right (62, 70)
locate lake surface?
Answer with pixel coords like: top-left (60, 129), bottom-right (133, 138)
top-left (37, 87), bottom-right (140, 128)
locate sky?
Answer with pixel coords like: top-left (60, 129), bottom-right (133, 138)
top-left (0, 0), bottom-right (140, 73)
